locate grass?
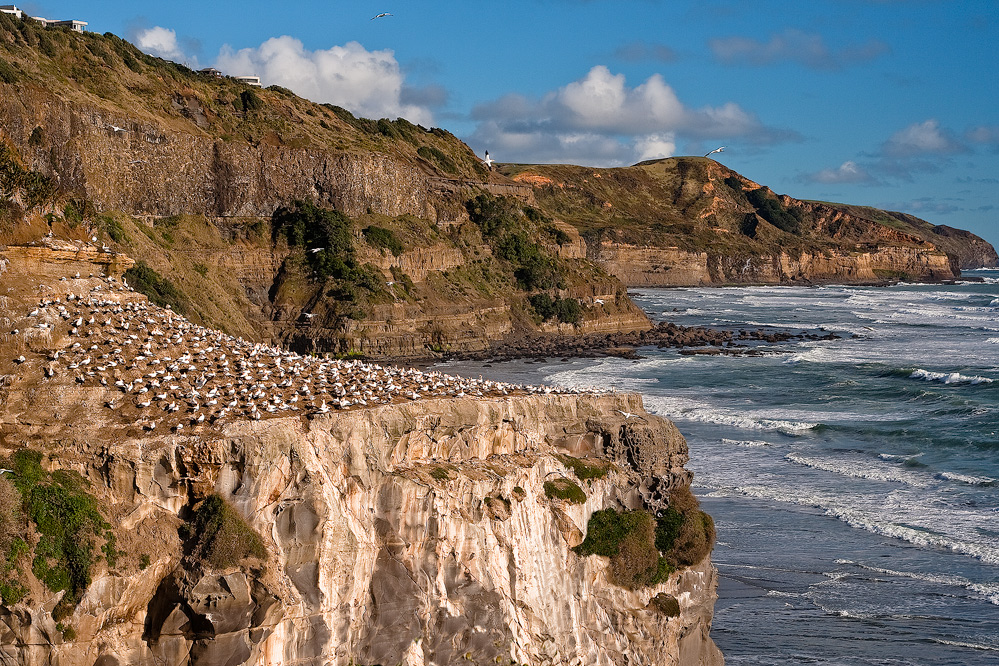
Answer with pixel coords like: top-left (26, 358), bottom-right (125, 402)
top-left (430, 466), bottom-right (452, 481)
top-left (543, 477), bottom-right (586, 504)
top-left (124, 260), bottom-right (190, 314)
top-left (181, 494), bottom-right (266, 570)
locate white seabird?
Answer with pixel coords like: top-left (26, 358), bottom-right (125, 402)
top-left (483, 151), bottom-right (494, 170)
top-left (704, 146), bottom-right (725, 158)
top-left (371, 12), bottom-right (392, 19)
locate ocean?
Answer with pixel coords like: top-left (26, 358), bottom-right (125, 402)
top-left (437, 270), bottom-right (999, 665)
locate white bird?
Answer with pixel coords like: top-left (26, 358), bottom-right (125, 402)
top-left (110, 125), bottom-right (127, 133)
top-left (616, 409), bottom-right (642, 420)
top-left (309, 247), bottom-right (324, 253)
top-left (303, 312), bottom-right (317, 319)
top-left (371, 12), bottom-right (393, 19)
top-left (483, 151), bottom-right (494, 170)
top-left (594, 299), bottom-right (605, 305)
top-left (0, 469), bottom-right (12, 475)
top-left (704, 146), bottom-right (725, 158)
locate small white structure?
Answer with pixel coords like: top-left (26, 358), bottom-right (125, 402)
top-left (199, 67), bottom-right (223, 78)
top-left (234, 75), bottom-right (261, 87)
top-left (0, 6), bottom-right (86, 32)
top-left (0, 5), bottom-right (23, 19)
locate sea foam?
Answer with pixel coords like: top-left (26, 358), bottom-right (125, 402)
top-left (909, 368), bottom-right (994, 384)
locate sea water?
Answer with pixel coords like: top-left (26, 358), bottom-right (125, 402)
top-left (438, 270), bottom-right (999, 664)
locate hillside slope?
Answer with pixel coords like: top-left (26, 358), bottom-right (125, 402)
top-left (502, 158), bottom-right (997, 285)
top-left (0, 15), bottom-right (646, 357)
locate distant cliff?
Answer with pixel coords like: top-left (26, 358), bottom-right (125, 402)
top-left (503, 159), bottom-right (998, 285)
top-left (0, 246), bottom-right (723, 666)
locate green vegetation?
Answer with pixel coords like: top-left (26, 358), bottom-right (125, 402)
top-left (271, 201), bottom-right (385, 313)
top-left (181, 494), bottom-right (266, 570)
top-left (417, 145), bottom-right (459, 175)
top-left (430, 466), bottom-right (451, 481)
top-left (745, 187), bottom-right (803, 235)
top-left (124, 260), bottom-right (189, 314)
top-left (556, 454), bottom-right (610, 481)
top-left (0, 141), bottom-right (56, 209)
top-left (363, 225), bottom-right (404, 256)
top-left (573, 487), bottom-right (715, 589)
top-left (529, 294), bottom-right (583, 324)
top-left (0, 56), bottom-right (18, 83)
top-left (543, 477), bottom-right (586, 504)
top-left (649, 593), bottom-right (681, 617)
top-left (1, 449), bottom-right (114, 617)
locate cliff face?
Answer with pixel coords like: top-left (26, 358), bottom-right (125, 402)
top-left (0, 248), bottom-right (723, 666)
top-left (503, 159), bottom-right (998, 285)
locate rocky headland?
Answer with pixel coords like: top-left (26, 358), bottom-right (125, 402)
top-left (0, 244), bottom-right (723, 665)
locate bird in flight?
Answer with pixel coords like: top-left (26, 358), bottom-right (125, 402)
top-left (110, 125), bottom-right (127, 133)
top-left (371, 12), bottom-right (393, 20)
top-left (704, 146), bottom-right (725, 158)
top-left (483, 151), bottom-right (494, 170)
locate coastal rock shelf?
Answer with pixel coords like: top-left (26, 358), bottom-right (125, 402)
top-left (0, 248), bottom-right (723, 665)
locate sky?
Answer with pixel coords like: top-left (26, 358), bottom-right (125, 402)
top-left (18, 0), bottom-right (999, 250)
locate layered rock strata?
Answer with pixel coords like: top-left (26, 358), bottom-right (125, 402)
top-left (0, 248), bottom-right (723, 666)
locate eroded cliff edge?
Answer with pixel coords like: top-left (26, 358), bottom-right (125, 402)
top-left (0, 248), bottom-right (723, 665)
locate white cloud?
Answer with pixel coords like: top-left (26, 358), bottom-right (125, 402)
top-left (215, 36), bottom-right (433, 125)
top-left (882, 119), bottom-right (966, 157)
top-left (804, 160), bottom-right (875, 184)
top-left (135, 26), bottom-right (186, 62)
top-left (710, 29), bottom-right (888, 69)
top-left (469, 66), bottom-right (795, 166)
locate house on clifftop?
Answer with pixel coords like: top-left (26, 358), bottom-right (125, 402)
top-left (0, 5), bottom-right (87, 31)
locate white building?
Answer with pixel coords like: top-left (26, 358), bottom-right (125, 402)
top-left (0, 5), bottom-right (87, 31)
top-left (234, 75), bottom-right (262, 87)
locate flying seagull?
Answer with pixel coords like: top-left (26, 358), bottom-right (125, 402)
top-left (483, 151), bottom-right (494, 170)
top-left (110, 125), bottom-right (127, 133)
top-left (371, 12), bottom-right (393, 19)
top-left (704, 146), bottom-right (725, 158)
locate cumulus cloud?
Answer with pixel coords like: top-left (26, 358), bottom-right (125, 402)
top-left (709, 29), bottom-right (888, 69)
top-left (881, 119), bottom-right (967, 157)
top-left (215, 36), bottom-right (433, 125)
top-left (468, 66), bottom-right (796, 166)
top-left (135, 26), bottom-right (187, 62)
top-left (613, 41), bottom-right (679, 63)
top-left (803, 160), bottom-right (876, 184)
top-left (966, 125), bottom-right (999, 151)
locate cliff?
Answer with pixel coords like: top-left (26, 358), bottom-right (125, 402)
top-left (0, 246), bottom-right (723, 665)
top-left (0, 15), bottom-right (648, 358)
top-left (502, 159), bottom-right (998, 285)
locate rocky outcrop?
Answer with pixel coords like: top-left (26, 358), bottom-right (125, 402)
top-left (0, 246), bottom-right (723, 666)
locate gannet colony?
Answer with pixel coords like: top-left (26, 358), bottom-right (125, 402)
top-left (11, 272), bottom-right (581, 433)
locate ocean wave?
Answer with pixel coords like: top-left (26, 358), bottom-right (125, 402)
top-left (721, 438), bottom-right (771, 447)
top-left (785, 452), bottom-right (931, 487)
top-left (835, 559), bottom-right (999, 606)
top-left (877, 452), bottom-right (923, 462)
top-left (645, 396), bottom-right (819, 434)
top-left (936, 471), bottom-right (996, 486)
top-left (909, 368), bottom-right (994, 385)
top-left (986, 338), bottom-right (999, 344)
top-left (931, 639), bottom-right (999, 652)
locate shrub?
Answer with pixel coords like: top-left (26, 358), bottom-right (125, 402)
top-left (556, 454), bottom-right (610, 481)
top-left (574, 509), bottom-right (672, 589)
top-left (28, 126), bottom-right (44, 147)
top-left (100, 215), bottom-right (126, 243)
top-left (239, 89), bottom-right (263, 112)
top-left (0, 58), bottom-right (18, 84)
top-left (124, 261), bottom-right (189, 314)
top-left (529, 294), bottom-right (582, 324)
top-left (543, 478), bottom-right (586, 504)
top-left (2, 449), bottom-right (112, 617)
top-left (182, 494), bottom-right (266, 569)
top-left (745, 187), bottom-right (802, 235)
top-left (416, 145), bottom-right (459, 175)
top-left (430, 466), bottom-right (451, 481)
top-left (363, 225), bottom-right (404, 256)
top-left (656, 486), bottom-right (715, 569)
top-left (649, 593), bottom-right (681, 617)
top-left (739, 213), bottom-right (759, 238)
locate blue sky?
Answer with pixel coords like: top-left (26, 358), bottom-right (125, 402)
top-left (20, 0), bottom-right (999, 250)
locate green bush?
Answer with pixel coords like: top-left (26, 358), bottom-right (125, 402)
top-left (182, 494), bottom-right (266, 569)
top-left (649, 593), bottom-right (681, 617)
top-left (363, 225), bottom-right (404, 256)
top-left (2, 449), bottom-right (112, 617)
top-left (529, 294), bottom-right (583, 324)
top-left (430, 466), bottom-right (451, 481)
top-left (0, 57), bottom-right (18, 84)
top-left (0, 579), bottom-right (27, 605)
top-left (746, 187), bottom-right (802, 235)
top-left (655, 487), bottom-right (716, 569)
top-left (543, 478), bottom-right (586, 504)
top-left (100, 215), bottom-right (127, 243)
top-left (556, 454), bottom-right (609, 481)
top-left (574, 509), bottom-right (672, 589)
top-left (239, 89), bottom-right (263, 112)
top-left (124, 260), bottom-right (189, 314)
top-left (416, 145), bottom-right (459, 175)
